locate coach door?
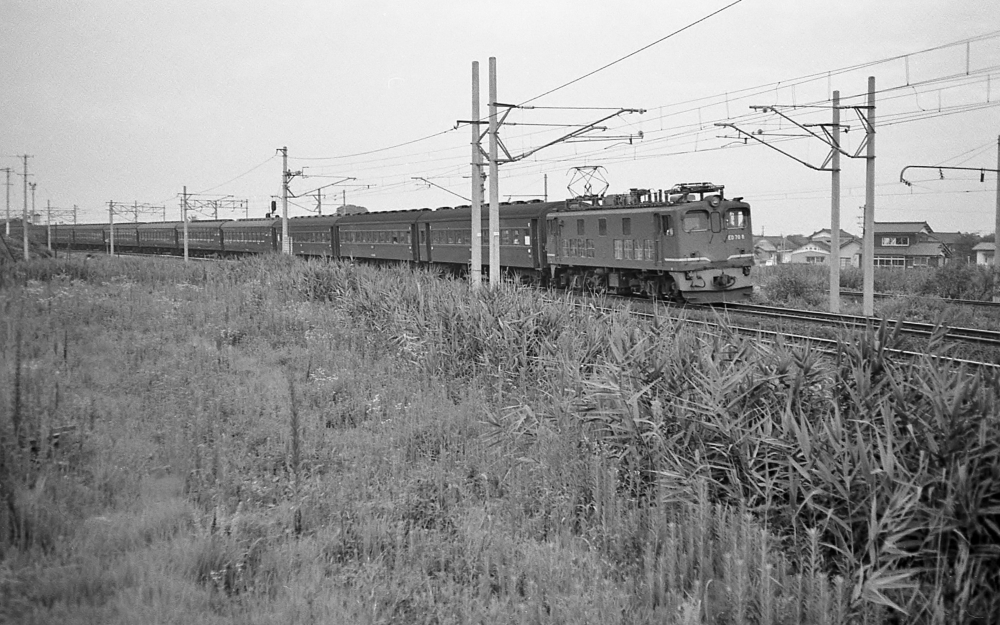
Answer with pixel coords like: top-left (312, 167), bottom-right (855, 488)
top-left (331, 225), bottom-right (341, 258)
top-left (422, 223), bottom-right (432, 263)
top-left (529, 219), bottom-right (541, 268)
top-left (410, 223), bottom-right (420, 262)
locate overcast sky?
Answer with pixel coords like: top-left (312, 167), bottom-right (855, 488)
top-left (2, 0), bottom-right (998, 236)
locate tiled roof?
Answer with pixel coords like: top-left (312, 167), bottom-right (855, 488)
top-left (873, 221), bottom-right (931, 234)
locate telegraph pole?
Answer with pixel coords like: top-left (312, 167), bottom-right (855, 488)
top-left (862, 77), bottom-right (876, 317)
top-left (470, 60), bottom-right (484, 290)
top-left (488, 57), bottom-right (500, 287)
top-left (46, 199), bottom-right (52, 251)
top-left (2, 167), bottom-right (11, 237)
top-left (830, 91), bottom-right (842, 313)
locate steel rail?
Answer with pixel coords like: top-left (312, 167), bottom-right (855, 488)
top-left (715, 302), bottom-right (1000, 347)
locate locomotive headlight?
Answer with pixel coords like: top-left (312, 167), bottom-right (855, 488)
top-left (707, 195), bottom-right (721, 208)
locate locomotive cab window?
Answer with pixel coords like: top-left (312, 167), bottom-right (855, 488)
top-left (726, 209), bottom-right (747, 229)
top-left (622, 218), bottom-right (631, 236)
top-left (598, 218), bottom-right (607, 236)
top-left (682, 210), bottom-right (709, 232)
top-left (660, 215), bottom-right (674, 236)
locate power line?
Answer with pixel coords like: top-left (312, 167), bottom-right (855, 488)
top-left (519, 0), bottom-right (744, 106)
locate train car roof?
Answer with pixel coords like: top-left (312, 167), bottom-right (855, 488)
top-left (337, 209), bottom-right (427, 226)
top-left (221, 218), bottom-right (281, 230)
top-left (137, 221), bottom-right (186, 230)
top-left (286, 214), bottom-right (341, 229)
top-left (181, 220), bottom-right (230, 228)
top-left (415, 200), bottom-right (557, 223)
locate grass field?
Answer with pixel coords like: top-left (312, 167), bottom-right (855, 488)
top-left (1, 256), bottom-right (997, 624)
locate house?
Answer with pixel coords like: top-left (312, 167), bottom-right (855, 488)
top-left (753, 235), bottom-right (800, 265)
top-left (788, 240), bottom-right (830, 264)
top-left (872, 221), bottom-right (951, 268)
top-left (803, 228), bottom-right (861, 267)
top-left (973, 241), bottom-right (995, 266)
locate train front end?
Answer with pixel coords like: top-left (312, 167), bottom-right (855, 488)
top-left (665, 183), bottom-right (754, 303)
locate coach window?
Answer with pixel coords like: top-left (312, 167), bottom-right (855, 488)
top-left (501, 229), bottom-right (512, 245)
top-left (682, 210), bottom-right (709, 232)
top-left (598, 218), bottom-right (607, 236)
top-left (726, 209), bottom-right (747, 229)
top-left (622, 217), bottom-right (631, 236)
top-left (513, 229), bottom-right (522, 245)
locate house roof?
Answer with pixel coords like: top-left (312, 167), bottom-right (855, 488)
top-left (807, 228), bottom-right (858, 241)
top-left (973, 242), bottom-right (996, 251)
top-left (873, 221), bottom-right (932, 234)
top-left (754, 235), bottom-right (800, 250)
top-left (793, 240), bottom-right (831, 253)
top-left (930, 232), bottom-right (963, 245)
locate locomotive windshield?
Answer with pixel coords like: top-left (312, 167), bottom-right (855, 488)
top-left (726, 209), bottom-right (748, 229)
top-left (682, 210), bottom-right (709, 232)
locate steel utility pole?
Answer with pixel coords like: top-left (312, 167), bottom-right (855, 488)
top-left (470, 60), bottom-right (483, 290)
top-left (488, 57), bottom-right (500, 287)
top-left (862, 77), bottom-right (876, 317)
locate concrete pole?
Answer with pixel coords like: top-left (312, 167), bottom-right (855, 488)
top-left (488, 57), bottom-right (500, 287)
top-left (22, 156), bottom-right (29, 260)
top-left (862, 77), bottom-right (876, 317)
top-left (183, 187), bottom-right (189, 262)
top-left (829, 90), bottom-right (841, 313)
top-left (108, 201), bottom-right (116, 256)
top-left (281, 146), bottom-right (290, 254)
top-left (46, 199), bottom-right (52, 251)
top-left (994, 135), bottom-right (1000, 302)
top-left (470, 61), bottom-right (483, 290)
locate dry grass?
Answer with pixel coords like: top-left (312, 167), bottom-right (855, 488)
top-left (1, 255), bottom-right (997, 624)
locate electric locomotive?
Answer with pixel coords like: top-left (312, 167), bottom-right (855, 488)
top-left (546, 183), bottom-right (753, 303)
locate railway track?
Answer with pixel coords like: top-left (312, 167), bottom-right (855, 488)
top-left (579, 300), bottom-right (1000, 372)
top-left (715, 302), bottom-right (1000, 348)
top-left (839, 289), bottom-right (1000, 309)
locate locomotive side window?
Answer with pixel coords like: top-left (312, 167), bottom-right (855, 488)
top-left (598, 218), bottom-right (607, 236)
top-left (577, 219), bottom-right (585, 236)
top-left (682, 210), bottom-right (709, 232)
top-left (726, 209), bottom-right (747, 229)
top-left (661, 215), bottom-right (674, 236)
top-left (614, 239), bottom-right (623, 260)
top-left (622, 218), bottom-right (632, 236)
